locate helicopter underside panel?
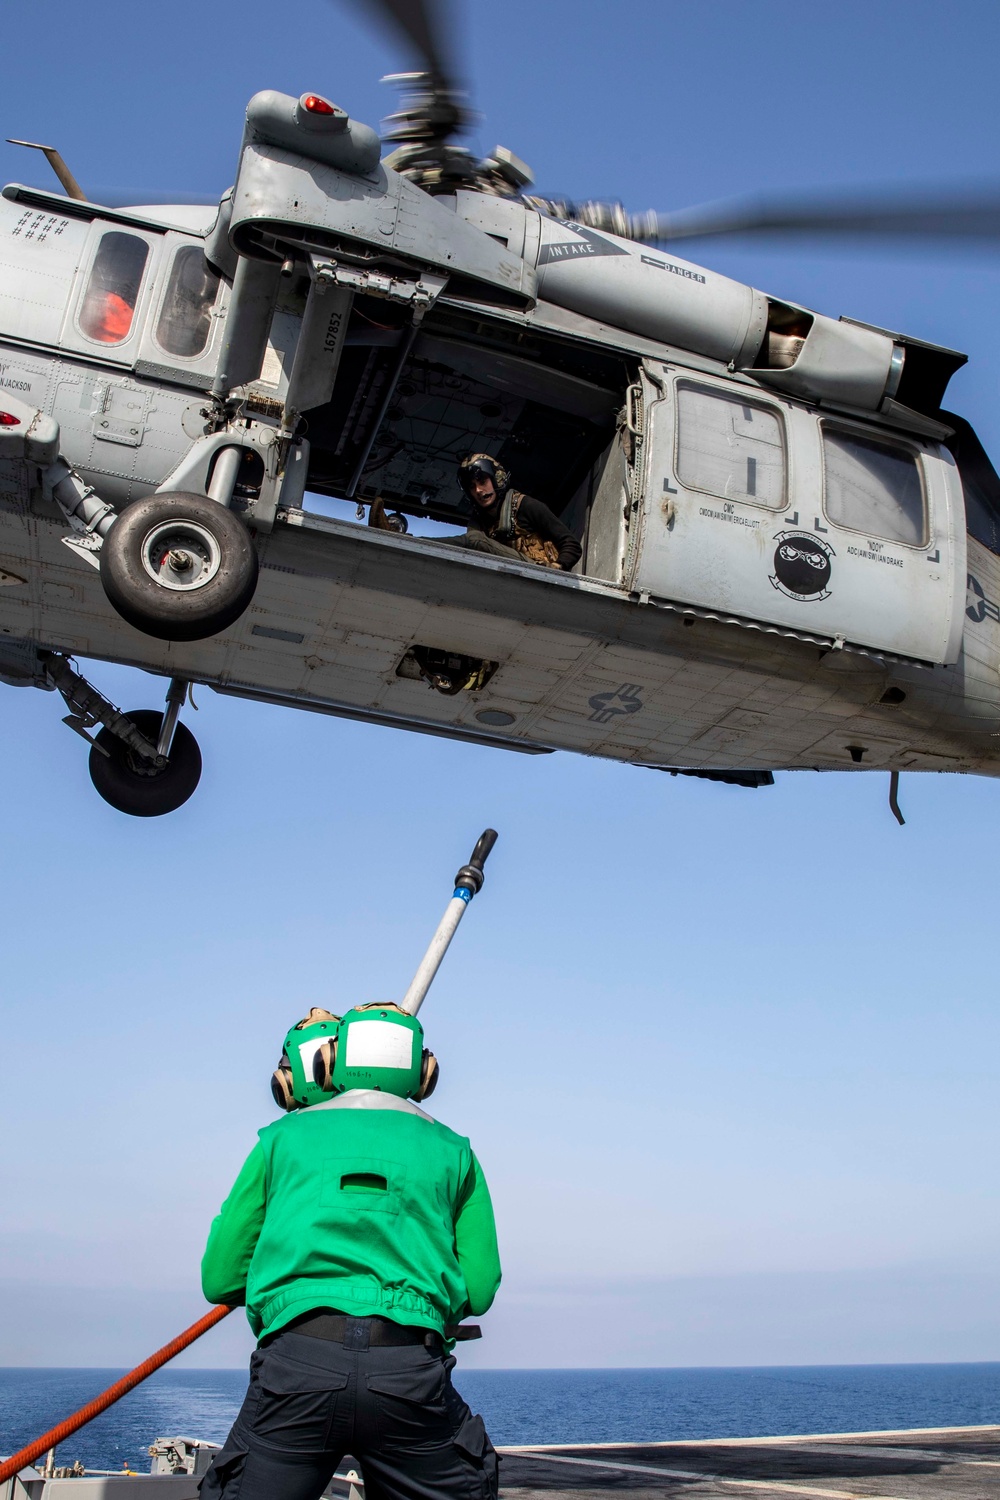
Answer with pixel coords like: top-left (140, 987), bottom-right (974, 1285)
top-left (0, 482), bottom-right (997, 777)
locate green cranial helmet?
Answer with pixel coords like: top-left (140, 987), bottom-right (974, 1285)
top-left (271, 1008), bottom-right (341, 1111)
top-left (317, 1003), bottom-right (436, 1101)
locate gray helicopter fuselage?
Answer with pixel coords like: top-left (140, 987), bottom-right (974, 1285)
top-left (2, 90), bottom-right (999, 784)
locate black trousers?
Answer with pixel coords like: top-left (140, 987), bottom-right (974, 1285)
top-left (199, 1330), bottom-right (499, 1500)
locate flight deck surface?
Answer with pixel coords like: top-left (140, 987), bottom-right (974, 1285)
top-left (8, 1425), bottom-right (1000, 1500)
top-left (490, 1426), bottom-right (1000, 1500)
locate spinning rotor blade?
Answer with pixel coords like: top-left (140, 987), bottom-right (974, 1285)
top-left (368, 0), bottom-right (456, 85)
top-left (343, 0), bottom-right (477, 186)
top-left (614, 187), bottom-right (1000, 249)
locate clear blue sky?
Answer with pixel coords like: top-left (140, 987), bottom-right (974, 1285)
top-left (2, 0), bottom-right (1000, 1372)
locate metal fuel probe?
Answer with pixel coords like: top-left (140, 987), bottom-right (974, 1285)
top-left (400, 829), bottom-right (498, 1016)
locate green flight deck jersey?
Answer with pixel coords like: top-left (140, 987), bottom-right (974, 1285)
top-left (202, 1091), bottom-right (501, 1340)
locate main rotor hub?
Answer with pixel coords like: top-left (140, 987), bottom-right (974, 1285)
top-left (381, 72), bottom-right (534, 197)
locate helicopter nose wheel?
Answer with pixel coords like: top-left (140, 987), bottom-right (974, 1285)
top-left (88, 707), bottom-right (202, 817)
top-left (99, 491), bottom-right (259, 642)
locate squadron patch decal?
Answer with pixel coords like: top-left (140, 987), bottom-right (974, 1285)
top-left (770, 531), bottom-right (834, 601)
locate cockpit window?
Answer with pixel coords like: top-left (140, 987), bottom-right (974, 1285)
top-left (79, 231), bottom-right (149, 344)
top-left (676, 384), bottom-right (785, 508)
top-left (822, 428), bottom-right (926, 546)
top-left (155, 246), bottom-right (221, 359)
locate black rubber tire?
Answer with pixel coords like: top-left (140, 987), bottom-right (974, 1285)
top-left (100, 491), bottom-right (259, 642)
top-left (88, 711), bottom-right (202, 817)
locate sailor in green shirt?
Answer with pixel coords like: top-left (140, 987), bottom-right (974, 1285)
top-left (199, 1003), bottom-right (501, 1500)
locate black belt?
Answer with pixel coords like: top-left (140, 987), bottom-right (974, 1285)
top-left (282, 1310), bottom-right (441, 1350)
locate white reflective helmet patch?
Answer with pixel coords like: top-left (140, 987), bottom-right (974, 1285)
top-left (345, 1018), bottom-right (413, 1069)
top-left (297, 1035), bottom-right (327, 1080)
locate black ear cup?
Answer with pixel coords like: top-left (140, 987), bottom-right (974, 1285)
top-left (313, 1037), bottom-right (338, 1092)
top-left (271, 1061), bottom-right (296, 1111)
top-left (415, 1049), bottom-right (438, 1101)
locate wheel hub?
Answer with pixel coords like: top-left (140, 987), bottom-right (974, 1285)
top-left (141, 519), bottom-right (222, 593)
top-left (124, 746), bottom-right (166, 778)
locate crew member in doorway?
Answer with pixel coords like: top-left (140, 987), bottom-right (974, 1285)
top-left (199, 1004), bottom-right (501, 1500)
top-left (451, 453), bottom-right (582, 570)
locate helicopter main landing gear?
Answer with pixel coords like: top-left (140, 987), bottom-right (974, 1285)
top-left (44, 656), bottom-right (202, 816)
top-left (34, 434), bottom-right (260, 643)
top-left (99, 491), bottom-right (259, 643)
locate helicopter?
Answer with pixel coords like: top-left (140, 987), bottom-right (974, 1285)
top-left (3, 1), bottom-right (1000, 816)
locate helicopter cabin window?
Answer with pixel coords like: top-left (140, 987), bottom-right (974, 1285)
top-left (675, 383), bottom-right (785, 509)
top-left (78, 232), bottom-right (149, 345)
top-left (822, 427), bottom-right (926, 547)
top-left (155, 247), bottom-right (221, 359)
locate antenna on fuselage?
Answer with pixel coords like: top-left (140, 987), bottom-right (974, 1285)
top-left (7, 139), bottom-right (87, 201)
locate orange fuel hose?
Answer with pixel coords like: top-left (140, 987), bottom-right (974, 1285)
top-left (0, 1304), bottom-right (233, 1485)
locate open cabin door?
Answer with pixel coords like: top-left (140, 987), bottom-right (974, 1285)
top-left (631, 364), bottom-right (966, 664)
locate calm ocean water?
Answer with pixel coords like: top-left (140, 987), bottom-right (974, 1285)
top-left (2, 1365), bottom-right (999, 1472)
